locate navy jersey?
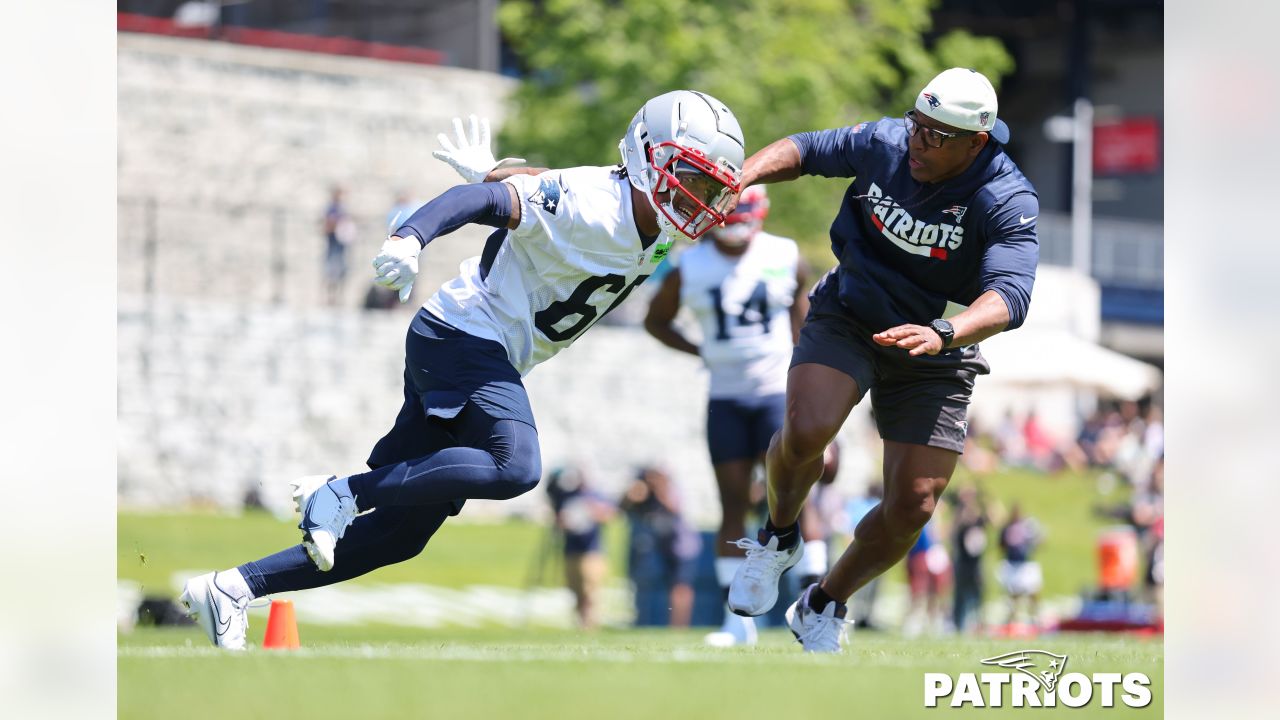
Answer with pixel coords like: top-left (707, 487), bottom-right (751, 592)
top-left (790, 118), bottom-right (1039, 332)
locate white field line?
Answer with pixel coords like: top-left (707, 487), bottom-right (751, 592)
top-left (116, 643), bottom-right (899, 666)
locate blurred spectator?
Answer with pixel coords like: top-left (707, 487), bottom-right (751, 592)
top-left (364, 190), bottom-right (423, 310)
top-left (844, 482), bottom-right (885, 630)
top-left (544, 466), bottom-right (615, 629)
top-left (902, 515), bottom-right (952, 637)
top-left (620, 465), bottom-right (701, 628)
top-left (997, 503), bottom-right (1043, 628)
top-left (385, 189), bottom-right (418, 231)
top-left (994, 410), bottom-right (1026, 467)
top-left (1021, 410), bottom-right (1057, 471)
top-left (1144, 515), bottom-right (1164, 615)
top-left (797, 441), bottom-right (843, 590)
top-left (949, 485), bottom-right (990, 634)
top-left (959, 415), bottom-right (1000, 475)
top-left (322, 186), bottom-right (357, 306)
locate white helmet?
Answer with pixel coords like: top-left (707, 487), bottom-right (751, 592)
top-left (618, 90), bottom-right (745, 241)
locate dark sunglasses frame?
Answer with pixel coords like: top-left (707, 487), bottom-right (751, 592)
top-left (904, 110), bottom-right (978, 149)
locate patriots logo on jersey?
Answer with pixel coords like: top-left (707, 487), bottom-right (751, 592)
top-left (941, 205), bottom-right (968, 223)
top-left (528, 176), bottom-right (561, 215)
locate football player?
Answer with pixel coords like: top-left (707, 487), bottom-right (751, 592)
top-left (179, 91), bottom-right (746, 649)
top-left (727, 68), bottom-right (1039, 653)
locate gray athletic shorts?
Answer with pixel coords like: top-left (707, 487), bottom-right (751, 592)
top-left (791, 283), bottom-right (991, 453)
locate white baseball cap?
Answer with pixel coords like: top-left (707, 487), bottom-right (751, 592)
top-left (915, 68), bottom-right (1010, 144)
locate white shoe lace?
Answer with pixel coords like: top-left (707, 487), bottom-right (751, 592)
top-left (731, 537), bottom-right (791, 582)
top-left (797, 605), bottom-right (849, 653)
top-left (332, 494), bottom-right (358, 539)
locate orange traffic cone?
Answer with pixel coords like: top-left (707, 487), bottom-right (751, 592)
top-left (262, 599), bottom-right (300, 650)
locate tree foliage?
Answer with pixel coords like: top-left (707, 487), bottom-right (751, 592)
top-left (496, 0), bottom-right (1013, 270)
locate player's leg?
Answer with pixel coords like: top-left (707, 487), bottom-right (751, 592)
top-left (728, 364), bottom-right (860, 617)
top-left (297, 321), bottom-right (542, 569)
top-left (346, 406), bottom-right (541, 507)
top-left (704, 399), bottom-right (760, 645)
top-left (180, 376), bottom-right (462, 648)
top-left (822, 440), bottom-right (957, 602)
top-left (767, 364), bottom-right (860, 529)
top-left (563, 552), bottom-right (589, 627)
top-left (341, 318), bottom-right (542, 508)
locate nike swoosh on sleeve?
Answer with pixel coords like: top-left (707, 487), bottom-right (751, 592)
top-left (1019, 215), bottom-right (1037, 224)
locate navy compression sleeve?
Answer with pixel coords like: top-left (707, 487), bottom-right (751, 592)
top-left (394, 182), bottom-right (513, 249)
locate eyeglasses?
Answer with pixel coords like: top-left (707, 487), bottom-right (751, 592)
top-left (904, 111), bottom-right (976, 149)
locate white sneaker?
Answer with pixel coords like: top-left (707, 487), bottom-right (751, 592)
top-left (180, 571), bottom-right (250, 650)
top-left (785, 583), bottom-right (850, 654)
top-left (704, 611), bottom-right (758, 647)
top-left (293, 475), bottom-right (358, 572)
top-left (727, 532), bottom-right (803, 617)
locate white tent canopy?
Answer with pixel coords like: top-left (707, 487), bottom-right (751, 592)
top-left (978, 328), bottom-right (1162, 400)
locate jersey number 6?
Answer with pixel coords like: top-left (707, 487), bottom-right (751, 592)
top-left (534, 273), bottom-right (650, 342)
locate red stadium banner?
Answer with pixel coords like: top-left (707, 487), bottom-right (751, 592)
top-left (1092, 117), bottom-right (1162, 175)
top-left (117, 12), bottom-right (445, 67)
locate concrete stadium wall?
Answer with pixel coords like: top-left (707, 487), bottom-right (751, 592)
top-left (117, 295), bottom-right (877, 527)
top-left (118, 32), bottom-right (515, 309)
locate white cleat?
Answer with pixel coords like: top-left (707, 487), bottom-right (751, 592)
top-left (704, 611), bottom-right (758, 647)
top-left (785, 583), bottom-right (850, 654)
top-left (727, 533), bottom-right (803, 617)
top-left (179, 571), bottom-right (250, 651)
top-left (293, 475), bottom-right (358, 572)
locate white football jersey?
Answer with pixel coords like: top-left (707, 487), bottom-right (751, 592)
top-left (424, 166), bottom-right (672, 376)
top-left (677, 232), bottom-right (800, 398)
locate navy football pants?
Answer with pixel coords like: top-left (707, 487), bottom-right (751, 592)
top-left (239, 402), bottom-right (541, 598)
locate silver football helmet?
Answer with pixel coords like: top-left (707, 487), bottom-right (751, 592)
top-left (619, 90), bottom-right (745, 241)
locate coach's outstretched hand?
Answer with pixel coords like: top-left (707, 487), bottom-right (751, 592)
top-left (372, 235), bottom-right (423, 303)
top-left (432, 115), bottom-right (526, 184)
top-left (873, 324), bottom-right (944, 357)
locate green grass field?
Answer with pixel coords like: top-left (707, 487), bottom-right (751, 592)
top-left (119, 626), bottom-right (1162, 718)
top-left (118, 468), bottom-right (1160, 718)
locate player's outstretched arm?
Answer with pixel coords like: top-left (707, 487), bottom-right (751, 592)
top-left (872, 291), bottom-right (1011, 356)
top-left (643, 270), bottom-right (700, 357)
top-left (372, 182), bottom-right (519, 302)
top-left (432, 114), bottom-right (527, 184)
top-left (741, 137), bottom-right (804, 188)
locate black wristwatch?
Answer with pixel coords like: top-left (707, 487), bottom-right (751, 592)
top-left (928, 318), bottom-right (955, 349)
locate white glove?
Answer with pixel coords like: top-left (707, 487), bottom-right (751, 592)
top-left (372, 235), bottom-right (423, 303)
top-left (431, 114), bottom-right (526, 184)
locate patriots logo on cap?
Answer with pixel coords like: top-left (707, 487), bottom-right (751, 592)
top-left (923, 93), bottom-right (941, 109)
top-left (981, 650), bottom-right (1069, 693)
top-left (980, 111), bottom-right (990, 126)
